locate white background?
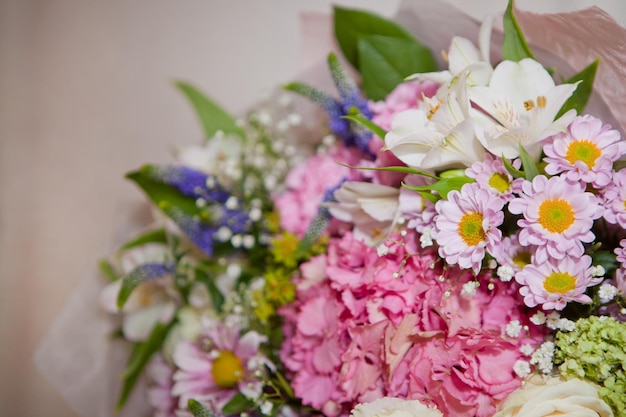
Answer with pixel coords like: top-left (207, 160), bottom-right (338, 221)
top-left (1, 1), bottom-right (625, 416)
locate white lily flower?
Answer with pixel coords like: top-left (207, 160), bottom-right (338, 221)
top-left (409, 15), bottom-right (494, 88)
top-left (470, 58), bottom-right (578, 160)
top-left (384, 73), bottom-right (486, 170)
top-left (326, 181), bottom-right (400, 245)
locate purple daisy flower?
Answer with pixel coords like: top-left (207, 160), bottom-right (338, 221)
top-left (515, 254), bottom-right (601, 311)
top-left (543, 114), bottom-right (625, 188)
top-left (508, 175), bottom-right (602, 263)
top-left (433, 182), bottom-right (505, 274)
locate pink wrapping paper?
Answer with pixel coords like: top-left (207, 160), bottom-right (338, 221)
top-left (34, 1), bottom-right (626, 416)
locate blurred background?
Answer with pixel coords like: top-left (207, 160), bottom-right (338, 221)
top-left (1, 0), bottom-right (625, 416)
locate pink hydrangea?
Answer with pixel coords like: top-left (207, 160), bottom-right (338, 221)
top-left (274, 143), bottom-right (364, 237)
top-left (543, 114), bottom-right (625, 188)
top-left (433, 182), bottom-right (505, 274)
top-left (602, 168), bottom-right (626, 228)
top-left (508, 175), bottom-right (602, 263)
top-left (280, 231), bottom-right (543, 417)
top-left (515, 254), bottom-right (601, 311)
top-left (171, 316), bottom-right (271, 414)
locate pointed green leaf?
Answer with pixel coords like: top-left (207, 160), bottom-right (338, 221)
top-left (98, 259), bottom-right (119, 282)
top-left (195, 267), bottom-right (225, 311)
top-left (175, 81), bottom-right (245, 141)
top-left (117, 263), bottom-right (173, 309)
top-left (418, 190), bottom-right (440, 203)
top-left (334, 6), bottom-right (415, 69)
top-left (188, 399), bottom-right (215, 417)
top-left (120, 228), bottom-right (168, 251)
top-left (518, 145), bottom-right (539, 180)
top-left (502, 155), bottom-right (525, 179)
top-left (127, 167), bottom-right (200, 217)
top-left (358, 35), bottom-right (437, 100)
top-left (403, 176), bottom-right (475, 199)
top-left (342, 114), bottom-right (387, 139)
top-left (115, 322), bottom-right (173, 411)
top-left (556, 59), bottom-right (599, 118)
top-left (335, 161), bottom-right (439, 179)
top-left (502, 0), bottom-right (535, 61)
top-left (222, 392), bottom-right (256, 415)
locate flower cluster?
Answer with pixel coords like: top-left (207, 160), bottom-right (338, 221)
top-left (97, 2), bottom-right (626, 417)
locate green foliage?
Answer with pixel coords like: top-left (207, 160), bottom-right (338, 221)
top-left (334, 6), bottom-right (436, 99)
top-left (403, 175), bottom-right (475, 200)
top-left (518, 145), bottom-right (539, 180)
top-left (357, 35), bottom-right (437, 100)
top-left (98, 259), bottom-right (119, 282)
top-left (502, 0), bottom-right (535, 61)
top-left (222, 392), bottom-right (256, 415)
top-left (116, 322), bottom-right (173, 411)
top-left (554, 316), bottom-right (626, 415)
top-left (120, 228), bottom-right (168, 250)
top-left (188, 399), bottom-right (215, 417)
top-left (342, 113), bottom-right (387, 140)
top-left (556, 59), bottom-right (599, 118)
top-left (175, 81), bottom-right (245, 140)
top-left (590, 250), bottom-right (619, 278)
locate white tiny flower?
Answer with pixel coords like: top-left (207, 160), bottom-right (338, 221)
top-left (260, 401), bottom-right (273, 415)
top-left (530, 311), bottom-right (546, 325)
top-left (231, 234), bottom-right (243, 248)
top-left (287, 113), bottom-right (302, 126)
top-left (216, 226), bottom-right (233, 242)
top-left (225, 196), bottom-right (239, 210)
top-left (591, 265), bottom-right (606, 277)
top-left (530, 341), bottom-right (555, 374)
top-left (278, 94), bottom-right (292, 107)
top-left (257, 110), bottom-right (272, 125)
top-left (226, 263), bottom-right (242, 279)
top-left (598, 283), bottom-right (618, 302)
top-left (242, 235), bottom-right (255, 249)
top-left (420, 226), bottom-right (434, 247)
top-left (520, 343), bottom-right (534, 356)
top-left (322, 134), bottom-right (336, 146)
top-left (497, 264), bottom-right (514, 282)
top-left (513, 360), bottom-right (531, 378)
top-left (377, 244), bottom-right (390, 257)
top-left (461, 281), bottom-right (479, 299)
top-left (195, 198), bottom-right (207, 208)
top-left (249, 207), bottom-right (262, 222)
top-left (206, 176), bottom-right (216, 189)
top-left (546, 311), bottom-right (561, 330)
top-left (276, 120), bottom-right (289, 132)
top-left (557, 318), bottom-right (576, 332)
top-left (506, 320), bottom-right (523, 338)
top-left (487, 259), bottom-right (498, 270)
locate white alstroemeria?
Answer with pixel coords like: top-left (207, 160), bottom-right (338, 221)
top-left (409, 15), bottom-right (494, 88)
top-left (469, 58), bottom-right (578, 160)
top-left (326, 181), bottom-right (400, 245)
top-left (100, 243), bottom-right (180, 342)
top-left (384, 73), bottom-right (485, 170)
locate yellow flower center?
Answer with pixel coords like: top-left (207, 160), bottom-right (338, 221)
top-left (543, 272), bottom-right (576, 294)
top-left (538, 199), bottom-right (575, 233)
top-left (565, 139), bottom-right (601, 168)
top-left (211, 350), bottom-right (244, 388)
top-left (458, 212), bottom-right (485, 246)
top-left (512, 251), bottom-right (531, 269)
top-left (488, 173), bottom-right (511, 193)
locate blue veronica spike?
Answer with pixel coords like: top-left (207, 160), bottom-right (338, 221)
top-left (148, 165), bottom-right (230, 203)
top-left (218, 207), bottom-right (250, 235)
top-left (117, 261), bottom-right (176, 309)
top-left (163, 205), bottom-right (216, 256)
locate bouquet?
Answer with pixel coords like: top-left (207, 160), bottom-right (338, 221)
top-left (44, 1), bottom-right (626, 416)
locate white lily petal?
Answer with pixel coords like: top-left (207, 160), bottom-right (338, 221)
top-left (448, 36), bottom-right (481, 76)
top-left (478, 14), bottom-right (495, 64)
top-left (123, 303), bottom-right (168, 342)
top-left (530, 83), bottom-right (579, 139)
top-left (422, 118), bottom-right (484, 169)
top-left (406, 70), bottom-right (453, 85)
top-left (386, 130), bottom-right (445, 168)
top-left (357, 196), bottom-right (399, 222)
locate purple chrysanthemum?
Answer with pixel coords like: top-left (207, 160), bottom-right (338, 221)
top-left (543, 114), bottom-right (625, 188)
top-left (602, 168), bottom-right (626, 229)
top-left (465, 154), bottom-right (523, 201)
top-left (508, 175), bottom-right (602, 263)
top-left (433, 182), bottom-right (505, 274)
top-left (515, 254), bottom-right (601, 311)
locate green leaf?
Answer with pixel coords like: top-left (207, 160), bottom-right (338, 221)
top-left (590, 250), bottom-right (619, 278)
top-left (335, 161), bottom-right (439, 179)
top-left (358, 35), bottom-right (437, 100)
top-left (222, 392), bottom-right (256, 415)
top-left (502, 155), bottom-right (525, 179)
top-left (188, 399), bottom-right (215, 417)
top-left (518, 145), bottom-right (539, 180)
top-left (120, 228), bottom-right (168, 251)
top-left (418, 190), bottom-right (440, 204)
top-left (556, 59), bottom-right (599, 118)
top-left (127, 167), bottom-right (200, 217)
top-left (117, 263), bottom-right (173, 309)
top-left (195, 267), bottom-right (225, 311)
top-left (115, 322), bottom-right (173, 411)
top-left (175, 81), bottom-right (245, 141)
top-left (342, 114), bottom-right (387, 139)
top-left (403, 176), bottom-right (475, 199)
top-left (334, 6), bottom-right (415, 69)
top-left (502, 0), bottom-right (535, 61)
top-left (98, 259), bottom-right (119, 282)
